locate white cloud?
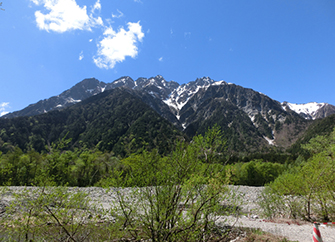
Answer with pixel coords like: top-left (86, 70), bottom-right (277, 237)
top-left (30, 0), bottom-right (145, 69)
top-left (31, 0), bottom-right (103, 33)
top-left (79, 51), bottom-right (84, 60)
top-left (31, 0), bottom-right (41, 5)
top-left (158, 57), bottom-right (163, 62)
top-left (92, 0), bottom-right (101, 12)
top-left (112, 9), bottom-right (124, 18)
top-left (0, 102), bottom-right (9, 117)
top-left (93, 22), bottom-right (144, 69)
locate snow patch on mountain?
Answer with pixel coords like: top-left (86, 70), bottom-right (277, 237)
top-left (115, 78), bottom-right (127, 84)
top-left (248, 114), bottom-right (256, 126)
top-left (212, 80), bottom-right (227, 86)
top-left (164, 78), bottom-right (227, 112)
top-left (282, 102), bottom-right (326, 120)
top-left (67, 98), bottom-right (81, 104)
top-left (163, 98), bottom-right (177, 111)
top-left (264, 136), bottom-right (275, 145)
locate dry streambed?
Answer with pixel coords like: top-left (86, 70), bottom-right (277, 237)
top-left (1, 186), bottom-right (334, 242)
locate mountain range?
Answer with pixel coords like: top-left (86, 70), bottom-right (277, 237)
top-left (1, 75), bottom-right (335, 155)
top-left (4, 75), bottom-right (334, 121)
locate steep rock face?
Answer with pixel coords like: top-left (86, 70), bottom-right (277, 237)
top-left (314, 104), bottom-right (335, 119)
top-left (179, 83), bottom-right (286, 132)
top-left (134, 75), bottom-right (179, 100)
top-left (183, 98), bottom-right (269, 152)
top-left (163, 77), bottom-right (215, 115)
top-left (177, 83), bottom-right (308, 150)
top-left (129, 89), bottom-right (182, 129)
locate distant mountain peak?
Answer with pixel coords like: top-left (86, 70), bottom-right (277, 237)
top-left (3, 77), bottom-right (107, 118)
top-left (282, 102), bottom-right (335, 120)
top-left (110, 76), bottom-right (135, 89)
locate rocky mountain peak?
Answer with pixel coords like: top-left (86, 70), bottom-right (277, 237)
top-left (3, 78), bottom-right (107, 118)
top-left (75, 78), bottom-right (102, 88)
top-left (281, 102), bottom-right (335, 120)
top-left (132, 76), bottom-right (179, 100)
top-left (194, 76), bottom-right (214, 86)
top-left (109, 76), bottom-right (134, 89)
top-left (163, 77), bottom-right (225, 113)
top-left (63, 78), bottom-right (107, 99)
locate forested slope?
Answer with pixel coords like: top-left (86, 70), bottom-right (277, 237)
top-left (0, 88), bottom-right (183, 155)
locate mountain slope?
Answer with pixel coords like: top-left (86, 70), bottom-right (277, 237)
top-left (177, 82), bottom-right (309, 151)
top-left (0, 88), bottom-right (183, 155)
top-left (288, 113), bottom-right (335, 155)
top-left (2, 75), bottom-right (334, 155)
top-left (184, 98), bottom-right (268, 152)
top-left (4, 78), bottom-right (108, 119)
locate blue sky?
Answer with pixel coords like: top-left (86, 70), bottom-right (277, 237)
top-left (1, 0), bottom-right (335, 116)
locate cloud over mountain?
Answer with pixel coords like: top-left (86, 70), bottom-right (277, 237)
top-left (31, 0), bottom-right (103, 33)
top-left (93, 22), bottom-right (144, 69)
top-left (30, 0), bottom-right (144, 69)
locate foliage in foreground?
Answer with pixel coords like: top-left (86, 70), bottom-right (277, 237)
top-left (258, 128), bottom-right (335, 222)
top-left (0, 126), bottom-right (242, 241)
top-left (0, 186), bottom-right (292, 242)
top-left (0, 137), bottom-right (119, 187)
top-left (0, 186), bottom-right (127, 241)
top-left (103, 126), bottom-right (242, 241)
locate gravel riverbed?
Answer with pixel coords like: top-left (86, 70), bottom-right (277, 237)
top-left (1, 186), bottom-right (334, 242)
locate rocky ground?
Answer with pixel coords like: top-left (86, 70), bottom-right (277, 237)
top-left (1, 185), bottom-right (335, 242)
top-left (225, 186), bottom-right (335, 242)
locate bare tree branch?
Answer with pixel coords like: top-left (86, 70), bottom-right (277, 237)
top-left (44, 205), bottom-right (78, 242)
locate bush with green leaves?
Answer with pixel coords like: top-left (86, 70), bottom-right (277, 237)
top-left (0, 136), bottom-right (119, 187)
top-left (0, 126), bottom-right (242, 241)
top-left (258, 128), bottom-right (335, 222)
top-left (225, 159), bottom-right (285, 186)
top-left (102, 126), bottom-right (241, 241)
top-left (0, 186), bottom-right (124, 241)
top-left (1, 186), bottom-right (89, 241)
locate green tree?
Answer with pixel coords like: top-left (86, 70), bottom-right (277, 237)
top-left (259, 128), bottom-right (335, 221)
top-left (225, 160), bottom-right (285, 186)
top-left (105, 126), bottom-right (241, 241)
